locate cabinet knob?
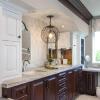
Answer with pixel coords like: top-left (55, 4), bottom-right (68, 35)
top-left (18, 35), bottom-right (21, 38)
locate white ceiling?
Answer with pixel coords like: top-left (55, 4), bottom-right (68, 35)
top-left (80, 0), bottom-right (100, 16)
top-left (1, 0), bottom-right (34, 11)
top-left (1, 0), bottom-right (89, 34)
top-left (2, 0), bottom-right (80, 32)
top-left (23, 9), bottom-right (78, 33)
top-left (3, 0), bottom-right (100, 16)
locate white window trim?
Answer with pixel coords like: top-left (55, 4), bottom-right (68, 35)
top-left (92, 31), bottom-right (100, 63)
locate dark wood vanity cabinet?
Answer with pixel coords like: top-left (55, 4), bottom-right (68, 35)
top-left (81, 71), bottom-right (98, 95)
top-left (2, 66), bottom-right (83, 100)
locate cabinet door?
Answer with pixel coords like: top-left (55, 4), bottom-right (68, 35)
top-left (2, 9), bottom-right (21, 42)
top-left (81, 71), bottom-right (98, 95)
top-left (12, 84), bottom-right (30, 100)
top-left (31, 80), bottom-right (44, 100)
top-left (73, 68), bottom-right (82, 96)
top-left (86, 72), bottom-right (98, 95)
top-left (67, 71), bottom-right (74, 100)
top-left (45, 76), bottom-right (57, 100)
top-left (0, 41), bottom-right (21, 78)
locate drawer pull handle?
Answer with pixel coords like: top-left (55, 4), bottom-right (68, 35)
top-left (68, 71), bottom-right (72, 74)
top-left (74, 70), bottom-right (78, 72)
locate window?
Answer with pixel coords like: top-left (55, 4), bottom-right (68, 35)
top-left (93, 31), bottom-right (100, 63)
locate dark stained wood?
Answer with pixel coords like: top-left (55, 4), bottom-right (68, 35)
top-left (2, 66), bottom-right (84, 100)
top-left (57, 72), bottom-right (67, 100)
top-left (45, 76), bottom-right (57, 100)
top-left (80, 71), bottom-right (98, 95)
top-left (58, 0), bottom-right (93, 24)
top-left (31, 80), bottom-right (44, 100)
top-left (11, 83), bottom-right (30, 100)
top-left (58, 90), bottom-right (67, 100)
top-left (2, 88), bottom-right (12, 98)
top-left (67, 70), bottom-right (74, 100)
top-left (73, 67), bottom-right (82, 97)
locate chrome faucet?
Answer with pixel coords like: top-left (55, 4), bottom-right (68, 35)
top-left (22, 60), bottom-right (30, 72)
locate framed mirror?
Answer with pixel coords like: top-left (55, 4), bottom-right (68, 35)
top-left (47, 32), bottom-right (58, 59)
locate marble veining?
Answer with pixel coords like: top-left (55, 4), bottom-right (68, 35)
top-left (2, 65), bottom-right (82, 88)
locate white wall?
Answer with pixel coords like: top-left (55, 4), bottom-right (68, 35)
top-left (23, 16), bottom-right (47, 68)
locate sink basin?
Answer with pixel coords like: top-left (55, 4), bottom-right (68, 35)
top-left (35, 69), bottom-right (47, 72)
top-left (23, 71), bottom-right (36, 76)
top-left (23, 69), bottom-right (47, 76)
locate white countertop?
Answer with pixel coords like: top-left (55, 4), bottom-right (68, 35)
top-left (2, 65), bottom-right (82, 88)
top-left (83, 66), bottom-right (100, 72)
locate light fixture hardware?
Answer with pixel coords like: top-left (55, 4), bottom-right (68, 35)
top-left (41, 15), bottom-right (59, 43)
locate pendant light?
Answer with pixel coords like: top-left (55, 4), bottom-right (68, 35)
top-left (41, 15), bottom-right (59, 43)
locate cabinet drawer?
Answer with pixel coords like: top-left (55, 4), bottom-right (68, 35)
top-left (58, 90), bottom-right (67, 100)
top-left (58, 78), bottom-right (67, 84)
top-left (12, 84), bottom-right (29, 99)
top-left (59, 82), bottom-right (66, 88)
top-left (58, 72), bottom-right (66, 79)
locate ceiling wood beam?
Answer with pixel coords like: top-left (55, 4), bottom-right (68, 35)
top-left (58, 0), bottom-right (93, 24)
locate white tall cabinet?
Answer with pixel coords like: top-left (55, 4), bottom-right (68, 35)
top-left (0, 5), bottom-right (22, 82)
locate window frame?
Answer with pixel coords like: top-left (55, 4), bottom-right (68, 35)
top-left (92, 31), bottom-right (100, 63)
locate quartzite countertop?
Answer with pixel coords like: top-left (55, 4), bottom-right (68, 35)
top-left (2, 64), bottom-right (82, 88)
top-left (83, 66), bottom-right (100, 72)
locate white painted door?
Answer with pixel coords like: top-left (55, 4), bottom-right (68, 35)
top-left (0, 41), bottom-right (22, 79)
top-left (2, 9), bottom-right (22, 42)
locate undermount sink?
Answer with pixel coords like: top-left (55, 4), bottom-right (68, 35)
top-left (35, 69), bottom-right (47, 72)
top-left (23, 69), bottom-right (47, 76)
top-left (23, 71), bottom-right (36, 75)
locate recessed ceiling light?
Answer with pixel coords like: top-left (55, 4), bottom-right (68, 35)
top-left (61, 25), bottom-right (65, 28)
